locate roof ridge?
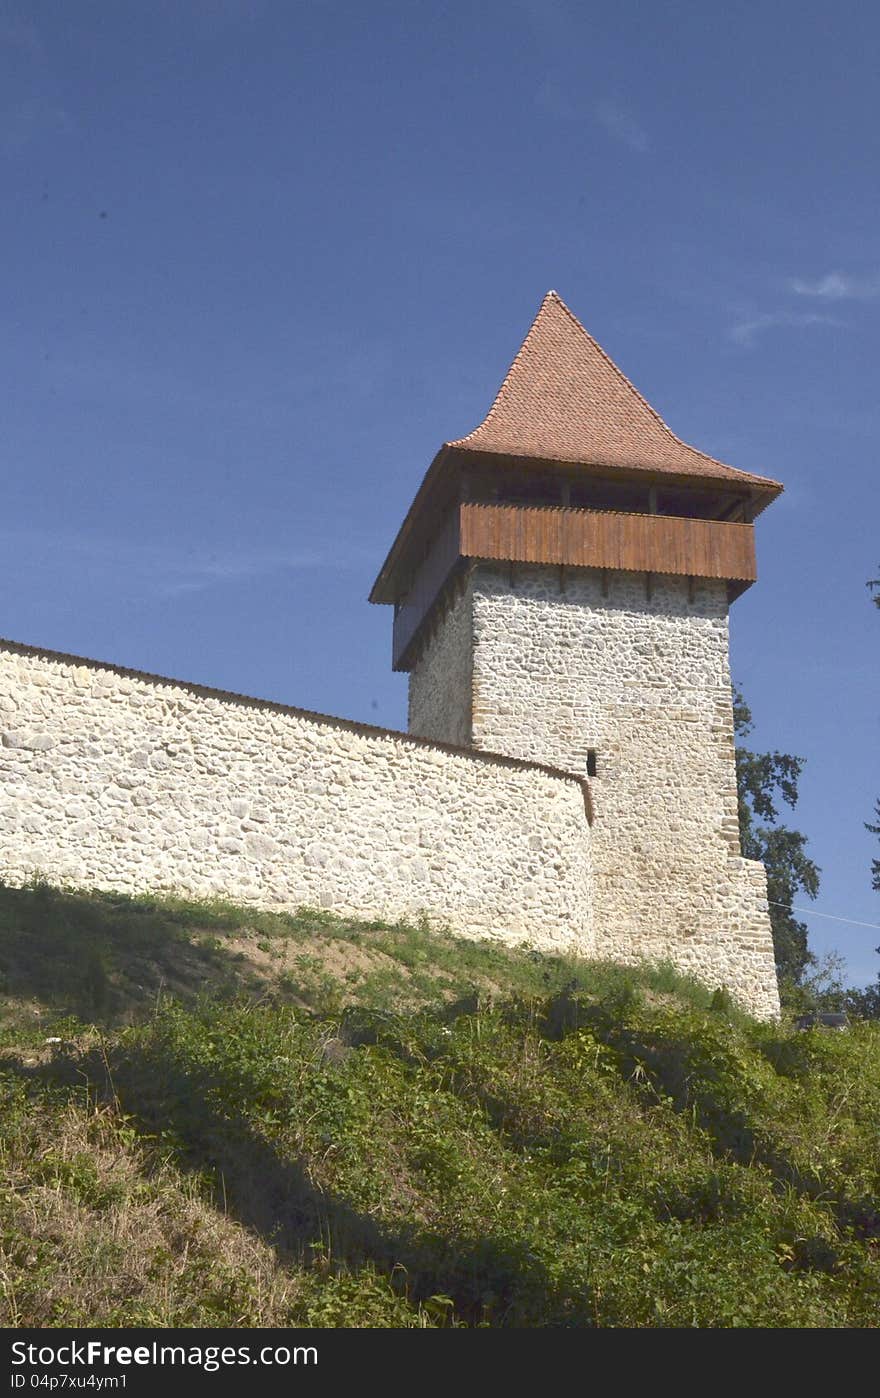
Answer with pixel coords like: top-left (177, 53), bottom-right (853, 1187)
top-left (446, 289), bottom-right (782, 492)
top-left (547, 293), bottom-right (777, 480)
top-left (449, 290), bottom-right (557, 449)
top-left (454, 290), bottom-right (732, 476)
top-left (545, 292), bottom-right (711, 460)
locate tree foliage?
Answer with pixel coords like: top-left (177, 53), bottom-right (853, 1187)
top-left (733, 689), bottom-right (819, 988)
top-left (847, 570), bottom-right (880, 1016)
top-left (868, 570), bottom-right (880, 893)
top-left (868, 800), bottom-right (880, 895)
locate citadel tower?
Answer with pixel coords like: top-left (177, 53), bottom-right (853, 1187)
top-left (371, 292), bottom-right (783, 990)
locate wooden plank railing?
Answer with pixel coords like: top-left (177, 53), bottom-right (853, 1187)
top-left (392, 503), bottom-right (756, 669)
top-left (459, 503), bottom-right (756, 581)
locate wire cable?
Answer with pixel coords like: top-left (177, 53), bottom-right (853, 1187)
top-left (768, 900), bottom-right (880, 932)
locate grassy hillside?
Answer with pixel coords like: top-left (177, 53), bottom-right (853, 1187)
top-left (1, 881), bottom-right (878, 1328)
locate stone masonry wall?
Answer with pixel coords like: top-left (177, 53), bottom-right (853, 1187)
top-left (409, 563), bottom-right (779, 1018)
top-left (408, 573), bottom-right (474, 745)
top-left (0, 640), bottom-right (594, 956)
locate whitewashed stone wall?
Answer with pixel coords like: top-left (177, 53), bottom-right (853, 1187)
top-left (0, 640), bottom-right (594, 955)
top-left (409, 563), bottom-right (779, 1019)
top-left (408, 574), bottom-right (473, 746)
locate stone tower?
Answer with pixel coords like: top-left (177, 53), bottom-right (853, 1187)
top-left (370, 292), bottom-right (783, 1015)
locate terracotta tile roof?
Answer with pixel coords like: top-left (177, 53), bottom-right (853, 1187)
top-left (448, 291), bottom-right (783, 494)
top-left (369, 292), bottom-right (782, 605)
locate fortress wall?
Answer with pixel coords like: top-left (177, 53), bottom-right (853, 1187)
top-left (461, 565), bottom-right (779, 1019)
top-left (0, 640), bottom-right (594, 955)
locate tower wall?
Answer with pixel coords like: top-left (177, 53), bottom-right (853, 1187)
top-left (408, 573), bottom-right (474, 746)
top-left (408, 562), bottom-right (779, 1017)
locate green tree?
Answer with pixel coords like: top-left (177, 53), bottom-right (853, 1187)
top-left (847, 570), bottom-right (880, 1017)
top-left (844, 973), bottom-right (880, 1020)
top-left (868, 801), bottom-right (880, 894)
top-left (733, 688), bottom-right (820, 988)
top-left (868, 570), bottom-right (879, 892)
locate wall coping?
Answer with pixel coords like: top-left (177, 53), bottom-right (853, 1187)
top-left (0, 635), bottom-right (593, 824)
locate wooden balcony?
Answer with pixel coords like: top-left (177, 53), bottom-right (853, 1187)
top-left (392, 503), bottom-right (757, 670)
top-left (459, 502), bottom-right (756, 582)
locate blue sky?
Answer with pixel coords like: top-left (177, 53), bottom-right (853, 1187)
top-left (2, 1), bottom-right (877, 982)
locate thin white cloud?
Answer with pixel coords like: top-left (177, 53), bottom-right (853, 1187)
top-left (3, 95), bottom-right (71, 151)
top-left (0, 16), bottom-right (43, 56)
top-left (517, 0), bottom-right (577, 49)
top-left (535, 78), bottom-right (578, 121)
top-left (150, 547), bottom-right (342, 599)
top-left (186, 0), bottom-right (270, 30)
top-left (0, 527), bottom-right (369, 600)
top-left (595, 98), bottom-right (648, 153)
top-left (0, 14), bottom-right (72, 152)
top-left (44, 333), bottom-right (394, 419)
top-left (729, 310), bottom-right (844, 347)
top-left (789, 270), bottom-right (880, 302)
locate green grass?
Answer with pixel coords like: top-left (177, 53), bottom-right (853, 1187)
top-left (1, 880), bottom-right (878, 1328)
top-left (0, 878), bottom-right (719, 1035)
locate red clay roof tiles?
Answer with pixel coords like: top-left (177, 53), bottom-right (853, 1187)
top-left (369, 292), bottom-right (782, 604)
top-left (448, 291), bottom-right (783, 492)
